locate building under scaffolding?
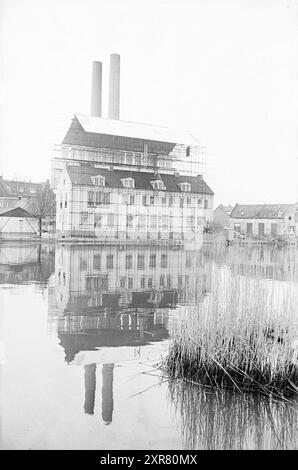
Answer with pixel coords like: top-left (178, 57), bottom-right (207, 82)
top-left (52, 54), bottom-right (214, 242)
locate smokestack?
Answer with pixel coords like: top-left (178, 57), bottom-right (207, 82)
top-left (90, 61), bottom-right (102, 117)
top-left (108, 54), bottom-right (120, 120)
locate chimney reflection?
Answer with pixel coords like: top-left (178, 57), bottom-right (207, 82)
top-left (84, 363), bottom-right (97, 414)
top-left (102, 364), bottom-right (114, 425)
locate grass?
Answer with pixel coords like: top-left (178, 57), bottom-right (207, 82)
top-left (164, 244), bottom-right (298, 398)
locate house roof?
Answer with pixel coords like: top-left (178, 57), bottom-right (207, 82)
top-left (66, 164), bottom-right (214, 195)
top-left (230, 204), bottom-right (296, 219)
top-left (71, 114), bottom-right (200, 147)
top-left (0, 206), bottom-right (36, 218)
top-left (0, 178), bottom-right (42, 198)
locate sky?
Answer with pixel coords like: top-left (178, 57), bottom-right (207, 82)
top-left (0, 0), bottom-right (297, 206)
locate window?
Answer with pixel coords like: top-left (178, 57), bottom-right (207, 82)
top-left (140, 277), bottom-right (146, 288)
top-left (128, 278), bottom-right (133, 289)
top-left (125, 254), bottom-right (132, 269)
top-left (150, 180), bottom-right (166, 190)
top-left (80, 257), bottom-right (87, 271)
top-left (121, 177), bottom-right (135, 189)
top-left (149, 253), bottom-right (156, 268)
top-left (120, 277), bottom-right (126, 288)
top-left (247, 223), bottom-right (253, 236)
top-left (180, 198), bottom-right (184, 208)
top-left (160, 275), bottom-right (165, 287)
top-left (103, 193), bottom-right (110, 204)
top-left (259, 223), bottom-right (265, 236)
top-left (271, 223), bottom-right (277, 236)
top-left (80, 212), bottom-right (88, 224)
top-left (137, 254), bottom-right (145, 270)
top-left (179, 182), bottom-right (191, 192)
top-left (126, 214), bottom-right (134, 229)
top-left (187, 216), bottom-right (195, 229)
top-left (150, 215), bottom-right (157, 229)
top-left (161, 254), bottom-right (167, 268)
top-left (186, 146), bottom-right (190, 157)
top-left (168, 196), bottom-right (173, 207)
top-left (128, 194), bottom-right (135, 205)
top-left (88, 191), bottom-right (94, 207)
top-left (148, 278), bottom-right (153, 288)
top-left (186, 256), bottom-right (192, 268)
top-left (150, 196), bottom-right (155, 205)
top-left (187, 198), bottom-right (191, 206)
top-left (198, 198), bottom-right (202, 206)
top-left (162, 197), bottom-right (167, 205)
top-left (142, 195), bottom-right (147, 206)
top-left (106, 254), bottom-right (114, 270)
top-left (107, 213), bottom-right (114, 227)
top-left (91, 175), bottom-right (105, 186)
top-left (93, 254), bottom-right (101, 270)
top-left (29, 188), bottom-right (36, 194)
top-left (204, 199), bottom-right (209, 209)
top-left (167, 275), bottom-right (172, 288)
top-left (94, 214), bottom-right (102, 228)
top-left (234, 223), bottom-right (241, 233)
top-left (162, 215), bottom-right (168, 229)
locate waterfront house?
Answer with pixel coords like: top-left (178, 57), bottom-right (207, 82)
top-left (230, 203), bottom-right (297, 239)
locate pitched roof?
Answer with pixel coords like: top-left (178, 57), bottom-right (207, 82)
top-left (0, 178), bottom-right (42, 197)
top-left (231, 204), bottom-right (296, 219)
top-left (66, 164), bottom-right (214, 195)
top-left (71, 114), bottom-right (200, 147)
top-left (0, 206), bottom-right (36, 218)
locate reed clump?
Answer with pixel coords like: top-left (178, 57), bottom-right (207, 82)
top-left (165, 255), bottom-right (298, 397)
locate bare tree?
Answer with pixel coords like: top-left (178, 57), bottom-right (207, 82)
top-left (31, 181), bottom-right (56, 236)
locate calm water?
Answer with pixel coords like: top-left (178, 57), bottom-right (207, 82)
top-left (0, 242), bottom-right (297, 450)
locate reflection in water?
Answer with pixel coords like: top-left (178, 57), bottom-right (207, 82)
top-left (169, 378), bottom-right (298, 450)
top-left (102, 364), bottom-right (114, 425)
top-left (84, 364), bottom-right (96, 415)
top-left (83, 363), bottom-right (114, 424)
top-left (0, 243), bottom-right (55, 286)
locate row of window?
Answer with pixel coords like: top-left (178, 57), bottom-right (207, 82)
top-left (234, 222), bottom-right (296, 237)
top-left (84, 253), bottom-right (194, 271)
top-left (81, 212), bottom-right (201, 229)
top-left (85, 190), bottom-right (210, 208)
top-left (85, 274), bottom-right (191, 291)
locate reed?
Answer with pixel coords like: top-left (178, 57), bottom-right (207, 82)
top-left (164, 246), bottom-right (298, 397)
top-left (168, 380), bottom-right (298, 449)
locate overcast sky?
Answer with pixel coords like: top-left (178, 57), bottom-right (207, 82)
top-left (0, 0), bottom-right (297, 206)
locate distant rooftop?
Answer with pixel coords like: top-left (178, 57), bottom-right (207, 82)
top-left (231, 204), bottom-right (296, 219)
top-left (63, 114), bottom-right (200, 147)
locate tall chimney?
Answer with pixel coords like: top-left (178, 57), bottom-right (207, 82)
top-left (108, 54), bottom-right (120, 120)
top-left (90, 61), bottom-right (102, 117)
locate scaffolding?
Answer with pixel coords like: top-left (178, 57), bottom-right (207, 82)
top-left (51, 115), bottom-right (214, 242)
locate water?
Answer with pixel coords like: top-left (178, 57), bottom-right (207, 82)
top-left (0, 242), bottom-right (297, 450)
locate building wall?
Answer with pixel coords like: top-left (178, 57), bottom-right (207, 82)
top-left (231, 213), bottom-right (296, 238)
top-left (0, 216), bottom-right (38, 238)
top-left (55, 169), bottom-right (213, 241)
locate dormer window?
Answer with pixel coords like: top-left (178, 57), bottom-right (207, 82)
top-left (121, 177), bottom-right (135, 189)
top-left (91, 175), bottom-right (105, 187)
top-left (150, 180), bottom-right (166, 191)
top-left (179, 182), bottom-right (191, 192)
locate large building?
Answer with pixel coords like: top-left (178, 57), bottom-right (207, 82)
top-left (52, 54), bottom-right (214, 242)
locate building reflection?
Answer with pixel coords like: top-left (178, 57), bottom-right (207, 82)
top-left (48, 243), bottom-right (211, 423)
top-left (0, 243), bottom-right (55, 285)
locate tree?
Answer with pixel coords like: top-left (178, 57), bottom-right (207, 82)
top-left (31, 181), bottom-right (56, 236)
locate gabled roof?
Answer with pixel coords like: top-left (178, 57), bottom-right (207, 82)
top-left (231, 204), bottom-right (296, 219)
top-left (66, 164), bottom-right (214, 195)
top-left (0, 206), bottom-right (36, 218)
top-left (0, 178), bottom-right (42, 197)
top-left (69, 114), bottom-right (200, 147)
